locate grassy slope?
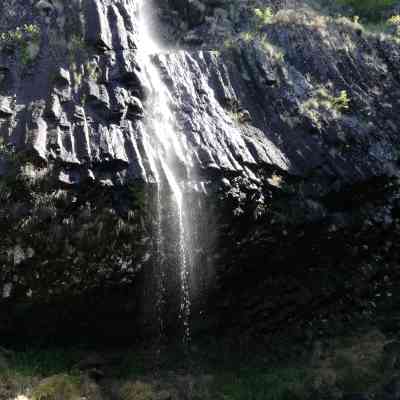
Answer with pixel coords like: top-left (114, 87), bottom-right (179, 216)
top-left (0, 329), bottom-right (395, 400)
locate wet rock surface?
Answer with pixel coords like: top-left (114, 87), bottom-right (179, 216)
top-left (1, 2), bottom-right (398, 188)
top-left (0, 0), bottom-right (399, 343)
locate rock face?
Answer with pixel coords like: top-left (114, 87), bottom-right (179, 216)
top-left (0, 0), bottom-right (145, 185)
top-left (0, 0), bottom-right (400, 342)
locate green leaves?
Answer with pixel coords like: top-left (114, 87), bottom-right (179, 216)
top-left (254, 7), bottom-right (274, 27)
top-left (0, 24), bottom-right (41, 65)
top-left (331, 90), bottom-right (351, 112)
top-left (388, 14), bottom-right (400, 36)
top-left (337, 0), bottom-right (397, 21)
top-left (0, 24), bottom-right (41, 45)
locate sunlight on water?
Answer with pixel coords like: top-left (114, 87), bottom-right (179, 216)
top-left (136, 0), bottom-right (162, 56)
top-left (136, 0), bottom-right (192, 344)
top-left (160, 158), bottom-right (191, 342)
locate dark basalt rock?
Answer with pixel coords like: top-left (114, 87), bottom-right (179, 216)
top-left (1, 2), bottom-right (399, 187)
top-left (0, 0), bottom-right (399, 343)
top-left (342, 394), bottom-right (371, 400)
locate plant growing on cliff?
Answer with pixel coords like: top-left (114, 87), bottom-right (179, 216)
top-left (221, 7), bottom-right (273, 50)
top-left (0, 24), bottom-right (41, 45)
top-left (0, 24), bottom-right (41, 65)
top-left (68, 33), bottom-right (88, 61)
top-left (309, 88), bottom-right (350, 113)
top-left (241, 31), bottom-right (254, 43)
top-left (331, 90), bottom-right (351, 112)
top-left (336, 0), bottom-right (396, 21)
top-left (0, 140), bottom-right (148, 304)
top-left (388, 15), bottom-right (400, 36)
top-left (22, 24), bottom-right (41, 41)
top-left (301, 87), bottom-right (351, 130)
top-left (254, 7), bottom-right (274, 28)
top-left (85, 60), bottom-right (100, 81)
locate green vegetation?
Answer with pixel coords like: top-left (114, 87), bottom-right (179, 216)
top-left (115, 350), bottom-right (148, 378)
top-left (210, 331), bottom-right (385, 399)
top-left (301, 87), bottom-right (351, 130)
top-left (0, 143), bottom-right (148, 309)
top-left (239, 31), bottom-right (256, 43)
top-left (388, 14), bottom-right (400, 35)
top-left (331, 90), bottom-right (351, 112)
top-left (70, 61), bottom-right (83, 88)
top-left (0, 24), bottom-right (41, 65)
top-left (120, 381), bottom-right (155, 400)
top-left (0, 348), bottom-right (82, 400)
top-left (215, 367), bottom-right (307, 400)
top-left (85, 60), bottom-right (100, 81)
top-left (223, 0), bottom-right (398, 53)
top-left (0, 24), bottom-right (41, 44)
top-left (335, 0), bottom-right (396, 21)
top-left (0, 330), bottom-right (392, 400)
top-left (310, 88), bottom-right (350, 113)
top-left (223, 9), bottom-right (272, 49)
top-left (223, 7), bottom-right (285, 63)
top-left (254, 7), bottom-right (274, 28)
top-left (309, 1), bottom-right (400, 38)
top-left (32, 375), bottom-right (81, 400)
top-left (8, 349), bottom-right (80, 377)
top-left (70, 33), bottom-right (86, 50)
top-left (68, 33), bottom-right (88, 60)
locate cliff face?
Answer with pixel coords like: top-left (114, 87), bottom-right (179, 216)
top-left (0, 0), bottom-right (400, 343)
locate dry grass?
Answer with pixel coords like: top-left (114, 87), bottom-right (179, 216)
top-left (0, 370), bottom-right (37, 400)
top-left (31, 374), bottom-right (81, 400)
top-left (308, 330), bottom-right (387, 394)
top-left (0, 330), bottom-right (393, 400)
top-left (120, 381), bottom-right (156, 400)
top-left (270, 9), bottom-right (330, 29)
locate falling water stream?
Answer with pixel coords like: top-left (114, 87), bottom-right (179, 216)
top-left (136, 0), bottom-right (192, 344)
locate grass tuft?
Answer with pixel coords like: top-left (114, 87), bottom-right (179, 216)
top-left (120, 381), bottom-right (155, 400)
top-left (31, 374), bottom-right (81, 400)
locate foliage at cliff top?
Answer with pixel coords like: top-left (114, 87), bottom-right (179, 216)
top-left (333, 0), bottom-right (397, 20)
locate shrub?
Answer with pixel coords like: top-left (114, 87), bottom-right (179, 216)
top-left (336, 0), bottom-right (397, 21)
top-left (331, 90), bottom-right (350, 112)
top-left (0, 24), bottom-right (41, 65)
top-left (254, 7), bottom-right (274, 27)
top-left (120, 381), bottom-right (155, 400)
top-left (32, 375), bottom-right (81, 400)
top-left (214, 367), bottom-right (308, 400)
top-left (0, 24), bottom-right (41, 45)
top-left (388, 15), bottom-right (400, 35)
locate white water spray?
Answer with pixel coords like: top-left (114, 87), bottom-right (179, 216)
top-left (136, 0), bottom-right (192, 343)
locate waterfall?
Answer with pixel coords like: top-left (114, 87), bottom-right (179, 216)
top-left (136, 0), bottom-right (192, 343)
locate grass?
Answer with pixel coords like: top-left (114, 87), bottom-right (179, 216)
top-left (120, 381), bottom-right (155, 400)
top-left (328, 331), bottom-right (386, 392)
top-left (388, 14), bottom-right (400, 36)
top-left (0, 24), bottom-right (41, 66)
top-left (335, 0), bottom-right (397, 21)
top-left (214, 367), bottom-right (308, 400)
top-left (254, 7), bottom-right (274, 28)
top-left (31, 374), bottom-right (81, 400)
top-left (114, 350), bottom-right (148, 378)
top-left (0, 330), bottom-right (392, 400)
top-left (7, 348), bottom-right (82, 377)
